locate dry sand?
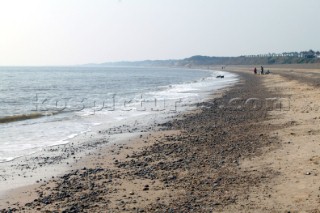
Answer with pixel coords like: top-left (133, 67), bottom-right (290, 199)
top-left (224, 66), bottom-right (320, 212)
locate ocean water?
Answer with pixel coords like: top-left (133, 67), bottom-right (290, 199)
top-left (0, 66), bottom-right (238, 162)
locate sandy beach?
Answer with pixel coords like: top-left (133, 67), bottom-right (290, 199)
top-left (1, 64), bottom-right (320, 212)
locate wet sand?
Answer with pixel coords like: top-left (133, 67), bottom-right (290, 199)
top-left (1, 65), bottom-right (320, 212)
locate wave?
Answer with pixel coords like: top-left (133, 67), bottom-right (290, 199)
top-left (0, 112), bottom-right (58, 124)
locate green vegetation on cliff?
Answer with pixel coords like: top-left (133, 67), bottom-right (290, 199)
top-left (102, 50), bottom-right (320, 67)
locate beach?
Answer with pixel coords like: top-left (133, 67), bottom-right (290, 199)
top-left (1, 64), bottom-right (320, 212)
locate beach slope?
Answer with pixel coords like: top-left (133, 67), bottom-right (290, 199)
top-left (2, 65), bottom-right (320, 212)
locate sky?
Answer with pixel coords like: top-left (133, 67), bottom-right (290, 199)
top-left (0, 0), bottom-right (319, 66)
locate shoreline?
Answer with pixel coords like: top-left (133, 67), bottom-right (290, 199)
top-left (1, 64), bottom-right (320, 211)
top-left (0, 67), bottom-right (237, 164)
top-left (0, 69), bottom-right (236, 208)
top-left (1, 69), bottom-right (260, 211)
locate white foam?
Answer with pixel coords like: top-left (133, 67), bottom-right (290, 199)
top-left (147, 70), bottom-right (238, 101)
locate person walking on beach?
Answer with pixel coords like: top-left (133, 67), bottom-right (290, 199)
top-left (254, 67), bottom-right (257, 74)
top-left (260, 66), bottom-right (264, 75)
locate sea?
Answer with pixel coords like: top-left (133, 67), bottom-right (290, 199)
top-left (0, 66), bottom-right (238, 163)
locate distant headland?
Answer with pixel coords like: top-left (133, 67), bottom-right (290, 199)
top-left (91, 49), bottom-right (320, 67)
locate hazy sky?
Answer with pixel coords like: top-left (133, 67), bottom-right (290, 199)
top-left (0, 0), bottom-right (319, 66)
